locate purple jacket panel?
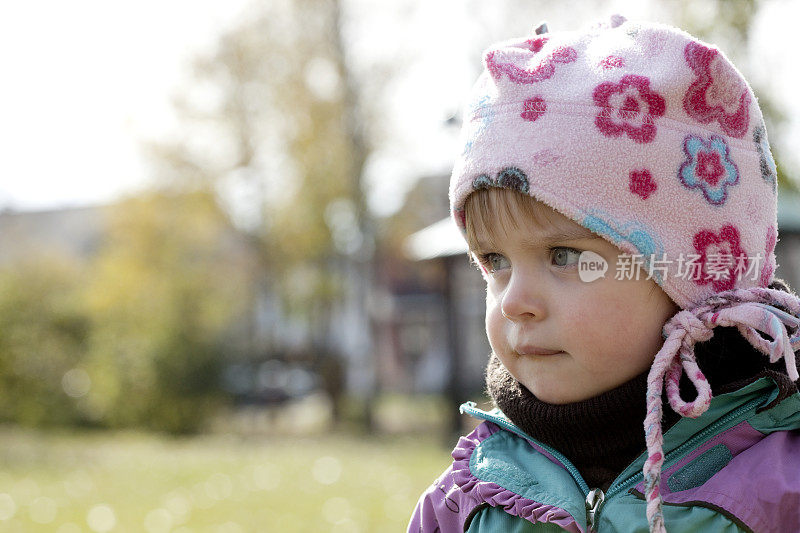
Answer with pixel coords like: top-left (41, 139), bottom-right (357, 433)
top-left (634, 422), bottom-right (800, 532)
top-left (408, 421), bottom-right (583, 533)
top-left (408, 462), bottom-right (481, 533)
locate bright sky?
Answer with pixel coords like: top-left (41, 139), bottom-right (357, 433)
top-left (0, 0), bottom-right (249, 211)
top-left (1, 0), bottom-right (798, 213)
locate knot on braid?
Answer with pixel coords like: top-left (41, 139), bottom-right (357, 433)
top-left (642, 287), bottom-right (800, 533)
top-left (664, 310), bottom-right (713, 344)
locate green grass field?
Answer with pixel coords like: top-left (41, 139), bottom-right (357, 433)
top-left (0, 426), bottom-right (453, 532)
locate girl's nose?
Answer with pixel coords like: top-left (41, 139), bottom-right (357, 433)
top-left (500, 270), bottom-right (546, 321)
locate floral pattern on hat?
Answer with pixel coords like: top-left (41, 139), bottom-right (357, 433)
top-left (521, 96), bottom-right (547, 122)
top-left (593, 74), bottom-right (666, 143)
top-left (683, 41), bottom-right (750, 138)
top-left (524, 36), bottom-right (548, 53)
top-left (485, 38), bottom-right (577, 84)
top-left (754, 125), bottom-right (778, 193)
top-left (629, 169), bottom-right (657, 199)
top-left (692, 224), bottom-right (749, 291)
top-left (599, 55), bottom-right (625, 69)
top-left (678, 135), bottom-right (739, 206)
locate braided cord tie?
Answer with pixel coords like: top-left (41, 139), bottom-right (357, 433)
top-left (643, 287), bottom-right (800, 533)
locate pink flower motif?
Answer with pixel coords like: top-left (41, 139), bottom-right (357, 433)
top-left (683, 41), bottom-right (751, 138)
top-left (521, 96), bottom-right (546, 122)
top-left (485, 38), bottom-right (577, 84)
top-left (692, 224), bottom-right (749, 291)
top-left (599, 55), bottom-right (625, 69)
top-left (629, 169), bottom-right (657, 199)
top-left (695, 151), bottom-right (724, 186)
top-left (759, 225), bottom-right (778, 287)
top-left (593, 74), bottom-right (666, 143)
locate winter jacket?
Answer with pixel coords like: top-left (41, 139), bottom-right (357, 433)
top-left (408, 375), bottom-right (800, 532)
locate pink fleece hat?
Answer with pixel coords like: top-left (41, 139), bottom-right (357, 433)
top-left (450, 15), bottom-right (777, 308)
top-left (450, 16), bottom-right (800, 532)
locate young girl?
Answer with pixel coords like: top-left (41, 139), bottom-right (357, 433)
top-left (409, 15), bottom-right (800, 533)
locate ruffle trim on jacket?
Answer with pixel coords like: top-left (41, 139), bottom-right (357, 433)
top-left (450, 421), bottom-right (584, 533)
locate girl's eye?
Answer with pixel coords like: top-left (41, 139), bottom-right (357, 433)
top-left (551, 247), bottom-right (582, 267)
top-left (477, 253), bottom-right (510, 273)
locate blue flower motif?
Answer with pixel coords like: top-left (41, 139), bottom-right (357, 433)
top-left (678, 135), bottom-right (739, 206)
top-left (583, 210), bottom-right (666, 284)
top-left (462, 94), bottom-right (494, 155)
top-left (754, 125), bottom-right (777, 193)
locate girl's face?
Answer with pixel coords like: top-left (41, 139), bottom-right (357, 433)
top-left (466, 190), bottom-right (678, 404)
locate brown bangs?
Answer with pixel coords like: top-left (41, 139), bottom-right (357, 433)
top-left (463, 188), bottom-right (558, 251)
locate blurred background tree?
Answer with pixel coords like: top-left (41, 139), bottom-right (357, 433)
top-left (0, 0), bottom-right (375, 434)
top-left (0, 254), bottom-right (89, 427)
top-left (149, 0), bottom-right (369, 325)
top-left (137, 0), bottom-right (374, 428)
top-left (81, 191), bottom-right (252, 433)
top-left (0, 192), bottom-right (254, 434)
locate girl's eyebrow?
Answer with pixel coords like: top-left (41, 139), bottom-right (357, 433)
top-left (539, 226), bottom-right (599, 245)
top-left (470, 225), bottom-right (599, 251)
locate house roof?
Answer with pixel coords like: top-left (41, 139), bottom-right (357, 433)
top-left (403, 216), bottom-right (467, 261)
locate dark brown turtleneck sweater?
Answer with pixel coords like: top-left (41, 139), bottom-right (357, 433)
top-left (487, 280), bottom-right (799, 491)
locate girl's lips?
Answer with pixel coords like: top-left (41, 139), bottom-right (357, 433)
top-left (514, 345), bottom-right (563, 356)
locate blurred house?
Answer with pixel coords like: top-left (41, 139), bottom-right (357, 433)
top-left (0, 202), bottom-right (339, 406)
top-left (0, 205), bottom-right (106, 264)
top-left (358, 173), bottom-right (492, 418)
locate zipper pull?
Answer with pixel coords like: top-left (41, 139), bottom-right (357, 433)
top-left (585, 488), bottom-right (605, 531)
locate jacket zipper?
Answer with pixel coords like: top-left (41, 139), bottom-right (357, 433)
top-left (585, 488), bottom-right (605, 531)
top-left (593, 391), bottom-right (772, 525)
